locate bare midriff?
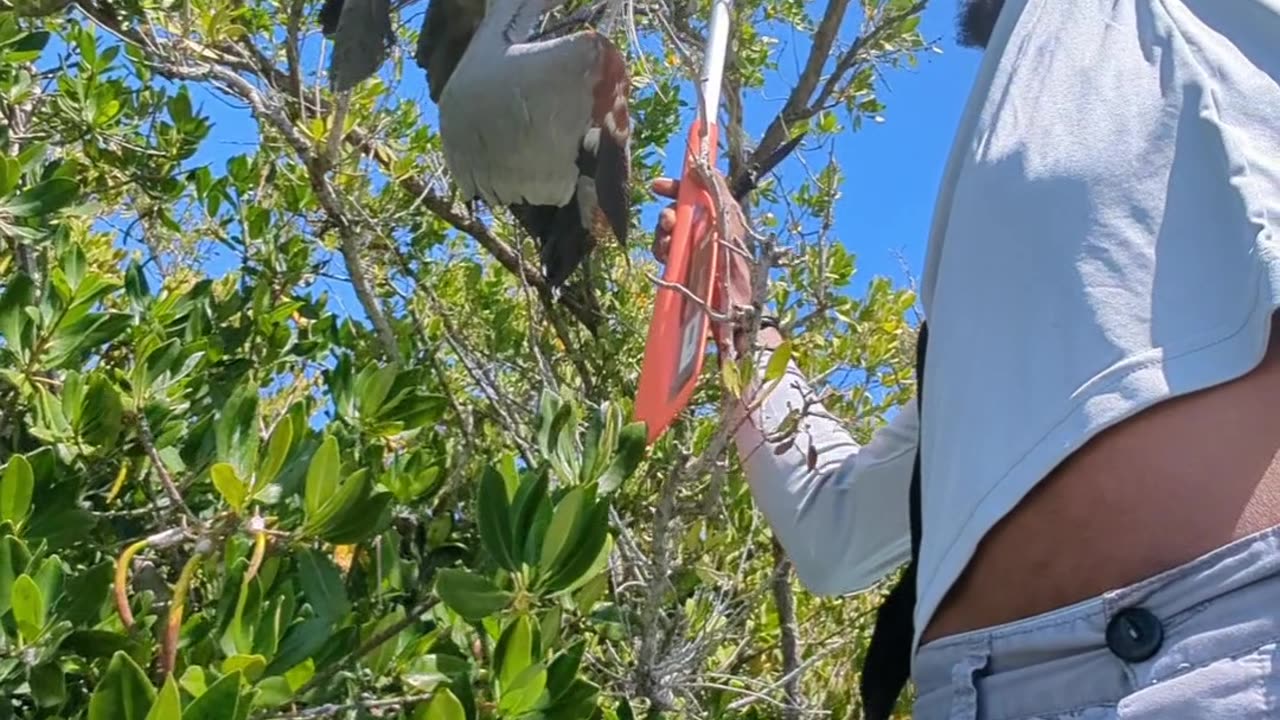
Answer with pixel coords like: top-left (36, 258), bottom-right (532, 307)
top-left (921, 313), bottom-right (1280, 645)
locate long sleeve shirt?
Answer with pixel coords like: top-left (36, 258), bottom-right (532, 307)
top-left (730, 352), bottom-right (916, 595)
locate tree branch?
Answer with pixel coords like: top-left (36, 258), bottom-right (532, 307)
top-left (771, 538), bottom-right (802, 720)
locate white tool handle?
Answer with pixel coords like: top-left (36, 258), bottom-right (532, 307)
top-left (699, 0), bottom-right (732, 131)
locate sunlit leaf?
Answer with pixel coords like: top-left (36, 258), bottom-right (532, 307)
top-left (0, 454), bottom-right (34, 525)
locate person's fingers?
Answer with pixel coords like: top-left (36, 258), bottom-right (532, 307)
top-left (653, 234), bottom-right (671, 264)
top-left (652, 177), bottom-right (679, 199)
top-left (658, 206), bottom-right (676, 231)
top-left (651, 206), bottom-right (676, 262)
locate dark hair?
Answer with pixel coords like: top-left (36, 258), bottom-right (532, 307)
top-left (957, 0), bottom-right (1005, 49)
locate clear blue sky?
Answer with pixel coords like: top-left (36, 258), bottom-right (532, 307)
top-left (173, 0), bottom-right (983, 314)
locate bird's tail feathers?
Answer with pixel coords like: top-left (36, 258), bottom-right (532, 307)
top-left (509, 202), bottom-right (593, 290)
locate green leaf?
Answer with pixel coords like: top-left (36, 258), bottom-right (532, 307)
top-left (355, 364), bottom-right (397, 417)
top-left (546, 677), bottom-right (600, 719)
top-left (3, 176), bottom-right (79, 217)
top-left (182, 669), bottom-right (241, 720)
top-left (477, 465), bottom-right (517, 571)
top-left (0, 454), bottom-right (34, 525)
top-left (538, 487), bottom-right (585, 574)
top-left (720, 356), bottom-right (742, 396)
top-left (416, 688), bottom-right (465, 720)
top-left (497, 662), bottom-right (547, 716)
top-left (29, 662), bottom-right (66, 708)
top-left (60, 629), bottom-right (141, 659)
top-left (216, 387), bottom-right (260, 480)
top-left (535, 389), bottom-right (564, 459)
top-left (304, 435), bottom-right (340, 518)
top-left (0, 157), bottom-right (16, 196)
top-left (210, 463), bottom-right (247, 512)
top-left (145, 675), bottom-right (183, 720)
top-left (548, 533), bottom-right (612, 598)
top-left (361, 605), bottom-right (407, 675)
top-left (257, 420), bottom-right (292, 491)
top-left (0, 273), bottom-right (34, 356)
top-left (221, 655), bottom-right (266, 682)
top-left (539, 604), bottom-right (562, 650)
top-left (542, 503), bottom-right (611, 595)
top-left (57, 560), bottom-right (113, 625)
top-left (178, 666), bottom-right (207, 699)
top-left (296, 548), bottom-right (350, 622)
top-left (304, 467), bottom-right (391, 544)
top-left (433, 568), bottom-right (512, 621)
top-left (81, 376), bottom-right (124, 448)
top-left (764, 340), bottom-right (793, 382)
top-left (597, 422), bottom-right (647, 494)
top-left (494, 615), bottom-right (533, 692)
top-left (425, 513), bottom-right (453, 548)
top-left (263, 617), bottom-right (330, 676)
top-left (521, 497), bottom-right (553, 568)
top-left (402, 654), bottom-right (469, 693)
top-left (510, 468), bottom-right (549, 562)
top-left (88, 651), bottom-right (156, 720)
top-left (573, 572), bottom-right (609, 615)
top-left (124, 261), bottom-right (150, 306)
top-left (546, 640), bottom-right (586, 700)
top-left (11, 573), bottom-right (44, 640)
top-left (251, 677), bottom-right (292, 709)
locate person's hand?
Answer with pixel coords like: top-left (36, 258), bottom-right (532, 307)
top-left (650, 174), bottom-right (754, 329)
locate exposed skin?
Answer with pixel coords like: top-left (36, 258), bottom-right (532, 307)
top-left (649, 0), bottom-right (1280, 646)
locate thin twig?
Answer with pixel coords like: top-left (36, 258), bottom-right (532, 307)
top-left (133, 412), bottom-right (196, 522)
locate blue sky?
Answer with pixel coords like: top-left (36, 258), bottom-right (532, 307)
top-left (820, 0), bottom-right (982, 291)
top-left (163, 0), bottom-right (983, 316)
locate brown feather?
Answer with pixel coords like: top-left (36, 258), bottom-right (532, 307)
top-left (586, 32), bottom-right (632, 246)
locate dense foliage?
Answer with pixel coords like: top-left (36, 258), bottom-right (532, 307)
top-left (0, 0), bottom-right (930, 717)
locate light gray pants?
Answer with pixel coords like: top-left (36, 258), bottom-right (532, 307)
top-left (912, 525), bottom-right (1280, 719)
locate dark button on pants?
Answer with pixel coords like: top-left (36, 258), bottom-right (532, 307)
top-left (1106, 607), bottom-right (1164, 662)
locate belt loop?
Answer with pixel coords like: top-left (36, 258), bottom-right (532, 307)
top-left (948, 640), bottom-right (992, 720)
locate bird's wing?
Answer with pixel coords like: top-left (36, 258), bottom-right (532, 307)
top-left (448, 32), bottom-right (630, 217)
top-left (323, 0), bottom-right (395, 92)
top-left (581, 32), bottom-right (631, 245)
top-left (415, 0), bottom-right (486, 104)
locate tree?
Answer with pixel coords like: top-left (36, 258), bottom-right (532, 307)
top-left (0, 0), bottom-right (930, 717)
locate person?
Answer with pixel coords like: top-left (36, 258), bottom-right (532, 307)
top-left (649, 0), bottom-right (1280, 717)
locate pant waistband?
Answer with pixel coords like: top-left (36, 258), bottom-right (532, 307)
top-left (912, 523), bottom-right (1280, 720)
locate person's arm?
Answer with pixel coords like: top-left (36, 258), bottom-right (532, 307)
top-left (646, 173), bottom-right (915, 594)
top-left (729, 326), bottom-right (917, 595)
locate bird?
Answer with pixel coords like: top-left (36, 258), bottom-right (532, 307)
top-left (317, 0), bottom-right (632, 291)
top-left (418, 0), bottom-right (633, 289)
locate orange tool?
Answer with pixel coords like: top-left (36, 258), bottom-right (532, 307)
top-left (634, 0), bottom-right (734, 445)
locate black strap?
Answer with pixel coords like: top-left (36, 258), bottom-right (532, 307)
top-left (858, 321), bottom-right (928, 720)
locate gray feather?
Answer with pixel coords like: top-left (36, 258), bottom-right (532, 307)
top-left (440, 34), bottom-right (597, 207)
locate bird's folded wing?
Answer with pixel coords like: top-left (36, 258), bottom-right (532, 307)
top-left (583, 34), bottom-right (631, 244)
top-left (449, 35), bottom-right (601, 208)
top-left (416, 0), bottom-right (486, 103)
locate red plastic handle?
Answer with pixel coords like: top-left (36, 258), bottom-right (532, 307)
top-left (634, 119), bottom-right (724, 445)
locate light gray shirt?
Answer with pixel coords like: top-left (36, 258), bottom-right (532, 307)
top-left (733, 0), bottom-right (1280, 660)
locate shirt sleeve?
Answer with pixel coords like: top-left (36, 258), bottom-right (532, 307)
top-left (730, 348), bottom-right (917, 595)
